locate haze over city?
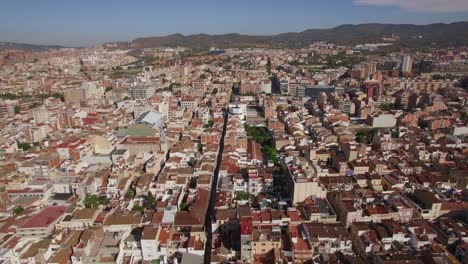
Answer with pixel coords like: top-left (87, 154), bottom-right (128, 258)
top-left (1, 0), bottom-right (468, 46)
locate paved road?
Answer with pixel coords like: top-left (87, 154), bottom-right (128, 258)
top-left (204, 110), bottom-right (228, 264)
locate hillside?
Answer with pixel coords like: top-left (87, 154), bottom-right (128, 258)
top-left (111, 22), bottom-right (468, 49)
top-left (0, 42), bottom-right (67, 51)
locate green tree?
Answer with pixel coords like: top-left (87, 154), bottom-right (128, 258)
top-left (235, 191), bottom-right (250, 201)
top-left (83, 194), bottom-right (97, 208)
top-left (204, 120), bottom-right (214, 128)
top-left (197, 143), bottom-right (204, 153)
top-left (13, 206), bottom-right (24, 215)
top-left (355, 130), bottom-right (368, 143)
top-left (84, 193), bottom-right (109, 208)
top-left (244, 125), bottom-right (273, 146)
top-left (0, 93), bottom-right (27, 100)
top-left (147, 191), bottom-right (156, 208)
top-left (378, 103), bottom-right (393, 111)
top-left (271, 199), bottom-right (279, 209)
top-left (132, 204), bottom-right (144, 212)
top-left (264, 146), bottom-right (279, 164)
top-left (28, 102), bottom-right (42, 109)
top-left (179, 201), bottom-right (189, 211)
top-left (125, 188), bottom-right (136, 199)
top-left (17, 141), bottom-right (31, 151)
top-left (251, 196), bottom-right (260, 208)
top-left (14, 106), bottom-right (20, 114)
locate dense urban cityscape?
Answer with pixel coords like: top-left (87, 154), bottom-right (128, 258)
top-left (0, 4), bottom-right (468, 264)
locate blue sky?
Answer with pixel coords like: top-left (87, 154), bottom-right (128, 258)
top-left (1, 0), bottom-right (467, 46)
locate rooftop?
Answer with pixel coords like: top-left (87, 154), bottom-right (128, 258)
top-left (20, 206), bottom-right (67, 229)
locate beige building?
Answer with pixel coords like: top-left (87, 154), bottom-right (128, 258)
top-left (32, 107), bottom-right (50, 124)
top-left (16, 206), bottom-right (66, 238)
top-left (117, 136), bottom-right (162, 156)
top-left (285, 161), bottom-right (327, 204)
top-left (57, 208), bottom-right (102, 230)
top-left (251, 227), bottom-right (282, 258)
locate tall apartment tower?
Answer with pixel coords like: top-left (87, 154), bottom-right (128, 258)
top-left (369, 62), bottom-right (377, 76)
top-left (401, 54), bottom-right (413, 73)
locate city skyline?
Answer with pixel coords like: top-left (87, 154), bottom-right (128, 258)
top-left (1, 0), bottom-right (468, 46)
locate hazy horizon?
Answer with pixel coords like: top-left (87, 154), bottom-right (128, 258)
top-left (1, 0), bottom-right (468, 46)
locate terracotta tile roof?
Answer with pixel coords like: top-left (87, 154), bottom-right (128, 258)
top-left (158, 228), bottom-right (171, 245)
top-left (174, 189), bottom-right (209, 227)
top-left (241, 217), bottom-right (253, 235)
top-left (142, 226), bottom-right (159, 240)
top-left (294, 237), bottom-right (311, 251)
top-left (20, 206), bottom-right (66, 229)
top-left (103, 211), bottom-right (142, 226)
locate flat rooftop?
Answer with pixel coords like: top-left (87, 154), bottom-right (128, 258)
top-left (19, 206), bottom-right (67, 229)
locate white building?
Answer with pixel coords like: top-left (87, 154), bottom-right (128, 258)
top-left (134, 110), bottom-right (164, 130)
top-left (32, 107), bottom-right (50, 124)
top-left (260, 79), bottom-right (272, 94)
top-left (401, 54), bottom-right (412, 73)
top-left (129, 84), bottom-right (156, 99)
top-left (155, 101), bottom-right (169, 118)
top-left (180, 97), bottom-right (199, 110)
top-left (370, 113), bottom-right (397, 128)
top-left (228, 103), bottom-right (247, 120)
top-left (82, 81), bottom-right (105, 100)
top-left (141, 227), bottom-right (160, 261)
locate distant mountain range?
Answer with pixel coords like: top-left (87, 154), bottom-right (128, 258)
top-left (110, 22), bottom-right (468, 49)
top-left (3, 22), bottom-right (468, 51)
top-left (0, 42), bottom-right (67, 51)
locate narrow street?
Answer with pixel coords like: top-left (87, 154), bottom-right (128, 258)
top-left (204, 110), bottom-right (228, 264)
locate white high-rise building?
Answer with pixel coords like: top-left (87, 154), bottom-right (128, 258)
top-left (129, 84), bottom-right (156, 99)
top-left (401, 54), bottom-right (412, 73)
top-left (33, 107), bottom-right (50, 124)
top-left (260, 79), bottom-right (272, 94)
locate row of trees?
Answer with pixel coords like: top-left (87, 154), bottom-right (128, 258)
top-left (245, 125), bottom-right (273, 146)
top-left (325, 52), bottom-right (366, 69)
top-left (0, 92), bottom-right (64, 102)
top-left (378, 103), bottom-right (402, 111)
top-left (16, 140), bottom-right (40, 151)
top-left (84, 190), bottom-right (159, 211)
top-left (245, 124), bottom-right (279, 164)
